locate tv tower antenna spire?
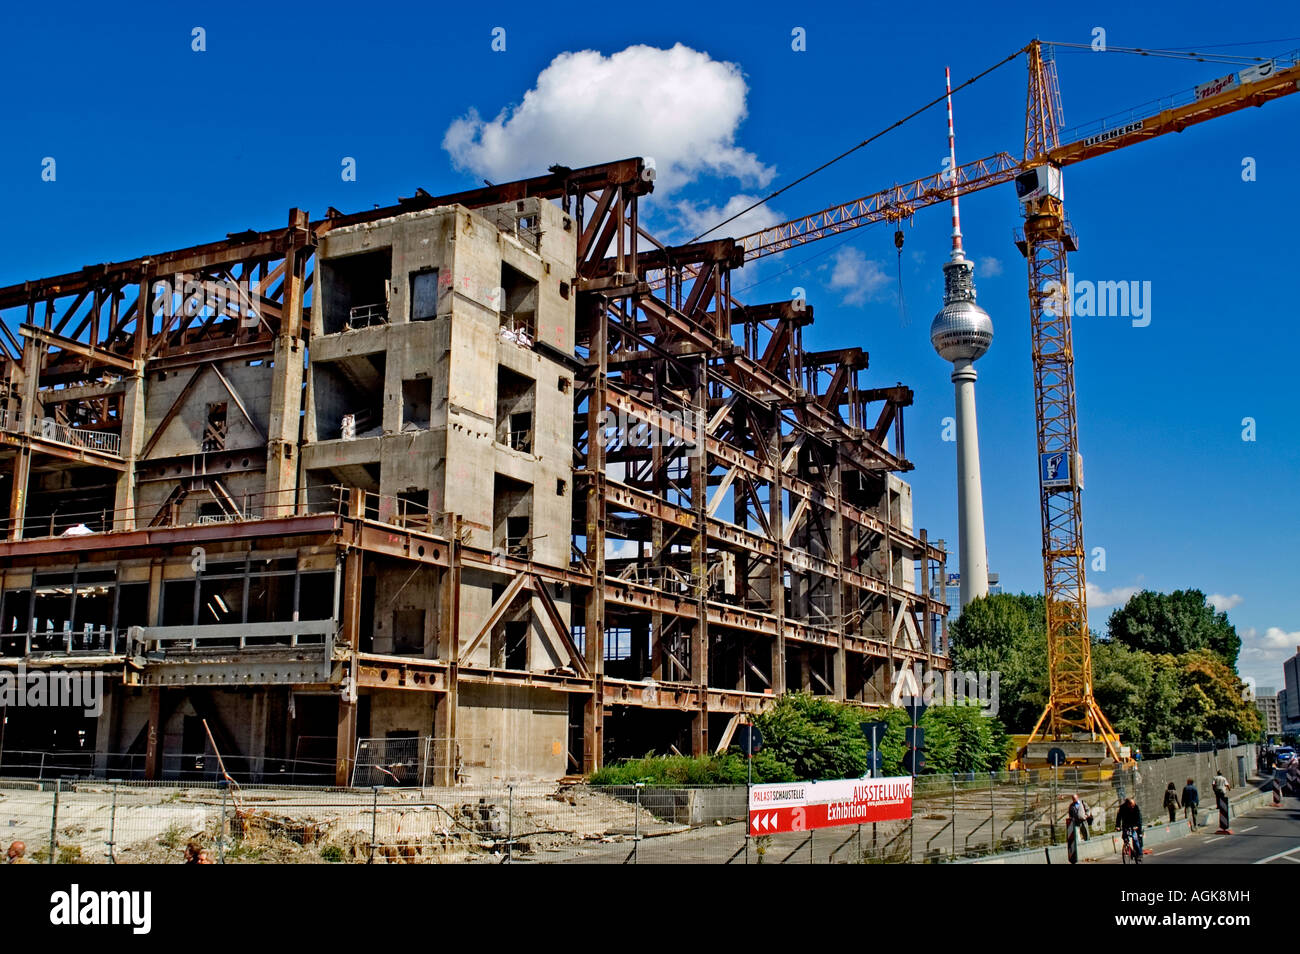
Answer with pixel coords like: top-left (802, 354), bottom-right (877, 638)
top-left (931, 66), bottom-right (992, 609)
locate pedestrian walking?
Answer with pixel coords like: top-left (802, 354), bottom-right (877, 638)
top-left (1163, 782), bottom-right (1180, 823)
top-left (1212, 768), bottom-right (1232, 833)
top-left (1181, 778), bottom-right (1199, 829)
top-left (1065, 793), bottom-right (1092, 864)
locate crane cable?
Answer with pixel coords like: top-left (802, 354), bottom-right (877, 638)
top-left (1043, 40), bottom-right (1300, 67)
top-left (688, 44), bottom-right (1030, 244)
top-left (692, 35), bottom-right (1299, 248)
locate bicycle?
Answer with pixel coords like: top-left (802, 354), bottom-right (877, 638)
top-left (1121, 827), bottom-right (1144, 864)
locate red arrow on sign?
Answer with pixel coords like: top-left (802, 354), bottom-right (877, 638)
top-left (749, 807), bottom-right (808, 835)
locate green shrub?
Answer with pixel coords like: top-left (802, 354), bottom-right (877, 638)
top-left (753, 692), bottom-right (870, 781)
top-left (57, 845), bottom-right (84, 865)
top-left (320, 844), bottom-right (345, 863)
top-left (590, 751), bottom-right (794, 786)
top-left (159, 823), bottom-right (185, 850)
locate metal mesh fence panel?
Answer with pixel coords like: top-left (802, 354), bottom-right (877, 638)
top-left (0, 746), bottom-right (1262, 863)
top-left (351, 737), bottom-right (423, 788)
top-left (0, 780), bottom-right (59, 863)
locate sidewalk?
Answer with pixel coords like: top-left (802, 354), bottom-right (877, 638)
top-left (968, 778), bottom-right (1274, 865)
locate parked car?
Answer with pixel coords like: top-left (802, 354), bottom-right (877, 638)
top-left (1274, 747), bottom-right (1296, 769)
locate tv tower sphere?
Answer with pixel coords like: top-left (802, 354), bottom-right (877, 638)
top-left (930, 257), bottom-right (994, 363)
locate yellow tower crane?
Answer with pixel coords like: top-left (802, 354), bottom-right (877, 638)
top-left (712, 39), bottom-right (1300, 764)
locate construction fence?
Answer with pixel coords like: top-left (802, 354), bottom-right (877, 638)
top-left (0, 736), bottom-right (502, 788)
top-left (0, 746), bottom-right (1258, 865)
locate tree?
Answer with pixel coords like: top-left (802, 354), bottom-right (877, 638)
top-left (752, 693), bottom-right (869, 781)
top-left (1091, 640), bottom-right (1154, 746)
top-left (918, 706), bottom-right (1014, 774)
top-left (950, 593), bottom-right (1040, 656)
top-left (1173, 649), bottom-right (1262, 743)
top-left (1106, 589), bottom-right (1241, 665)
top-left (1139, 653), bottom-right (1183, 753)
top-left (949, 593), bottom-right (1049, 732)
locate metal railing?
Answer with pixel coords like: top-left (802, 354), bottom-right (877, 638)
top-left (197, 512), bottom-right (244, 525)
top-left (347, 303), bottom-right (388, 329)
top-left (1058, 49), bottom-right (1300, 147)
top-left (1, 626), bottom-right (126, 657)
top-left (506, 429), bottom-right (532, 452)
top-left (0, 409), bottom-right (121, 457)
top-left (499, 315), bottom-right (534, 347)
top-left (489, 208), bottom-right (542, 251)
top-left (0, 484), bottom-right (450, 543)
top-left (132, 620), bottom-right (335, 653)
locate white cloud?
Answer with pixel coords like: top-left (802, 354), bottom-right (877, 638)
top-left (1086, 582), bottom-right (1141, 609)
top-left (977, 255), bottom-right (1003, 277)
top-left (605, 539), bottom-right (639, 559)
top-left (1207, 593), bottom-right (1244, 612)
top-left (826, 248), bottom-right (891, 306)
top-left (672, 193), bottom-right (783, 244)
top-left (1239, 626), bottom-right (1300, 687)
top-left (1241, 626), bottom-right (1300, 653)
top-left (442, 44), bottom-right (773, 196)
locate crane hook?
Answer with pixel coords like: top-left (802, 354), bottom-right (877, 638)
top-left (894, 226), bottom-right (909, 326)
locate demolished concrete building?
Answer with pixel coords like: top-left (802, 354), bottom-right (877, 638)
top-left (0, 159), bottom-right (949, 784)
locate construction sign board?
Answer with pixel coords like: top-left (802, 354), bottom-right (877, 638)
top-left (1195, 71), bottom-right (1240, 101)
top-left (748, 776), bottom-right (912, 835)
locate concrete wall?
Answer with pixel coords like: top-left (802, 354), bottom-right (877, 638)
top-left (302, 199), bottom-right (579, 779)
top-left (888, 474), bottom-right (917, 593)
top-left (370, 562), bottom-right (439, 657)
top-left (455, 682), bottom-right (568, 782)
top-left (602, 785), bottom-right (748, 826)
top-left (144, 361), bottom-right (274, 460)
top-left (972, 748), bottom-right (1268, 865)
top-left (367, 689), bottom-right (437, 739)
top-left (1126, 745), bottom-right (1258, 823)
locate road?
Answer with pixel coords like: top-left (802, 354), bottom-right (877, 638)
top-left (1098, 796), bottom-right (1300, 864)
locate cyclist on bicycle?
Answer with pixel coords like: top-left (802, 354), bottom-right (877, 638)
top-left (1116, 797), bottom-right (1144, 862)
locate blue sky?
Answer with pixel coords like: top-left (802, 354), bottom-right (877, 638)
top-left (1, 1), bottom-right (1297, 688)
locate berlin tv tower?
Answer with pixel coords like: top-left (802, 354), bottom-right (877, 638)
top-left (929, 66), bottom-right (992, 609)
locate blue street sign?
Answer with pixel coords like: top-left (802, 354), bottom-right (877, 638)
top-left (859, 721), bottom-right (888, 740)
top-left (736, 724), bottom-right (763, 757)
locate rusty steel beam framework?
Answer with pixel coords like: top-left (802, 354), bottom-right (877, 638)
top-left (567, 161), bottom-right (946, 766)
top-left (0, 158), bottom-right (947, 780)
